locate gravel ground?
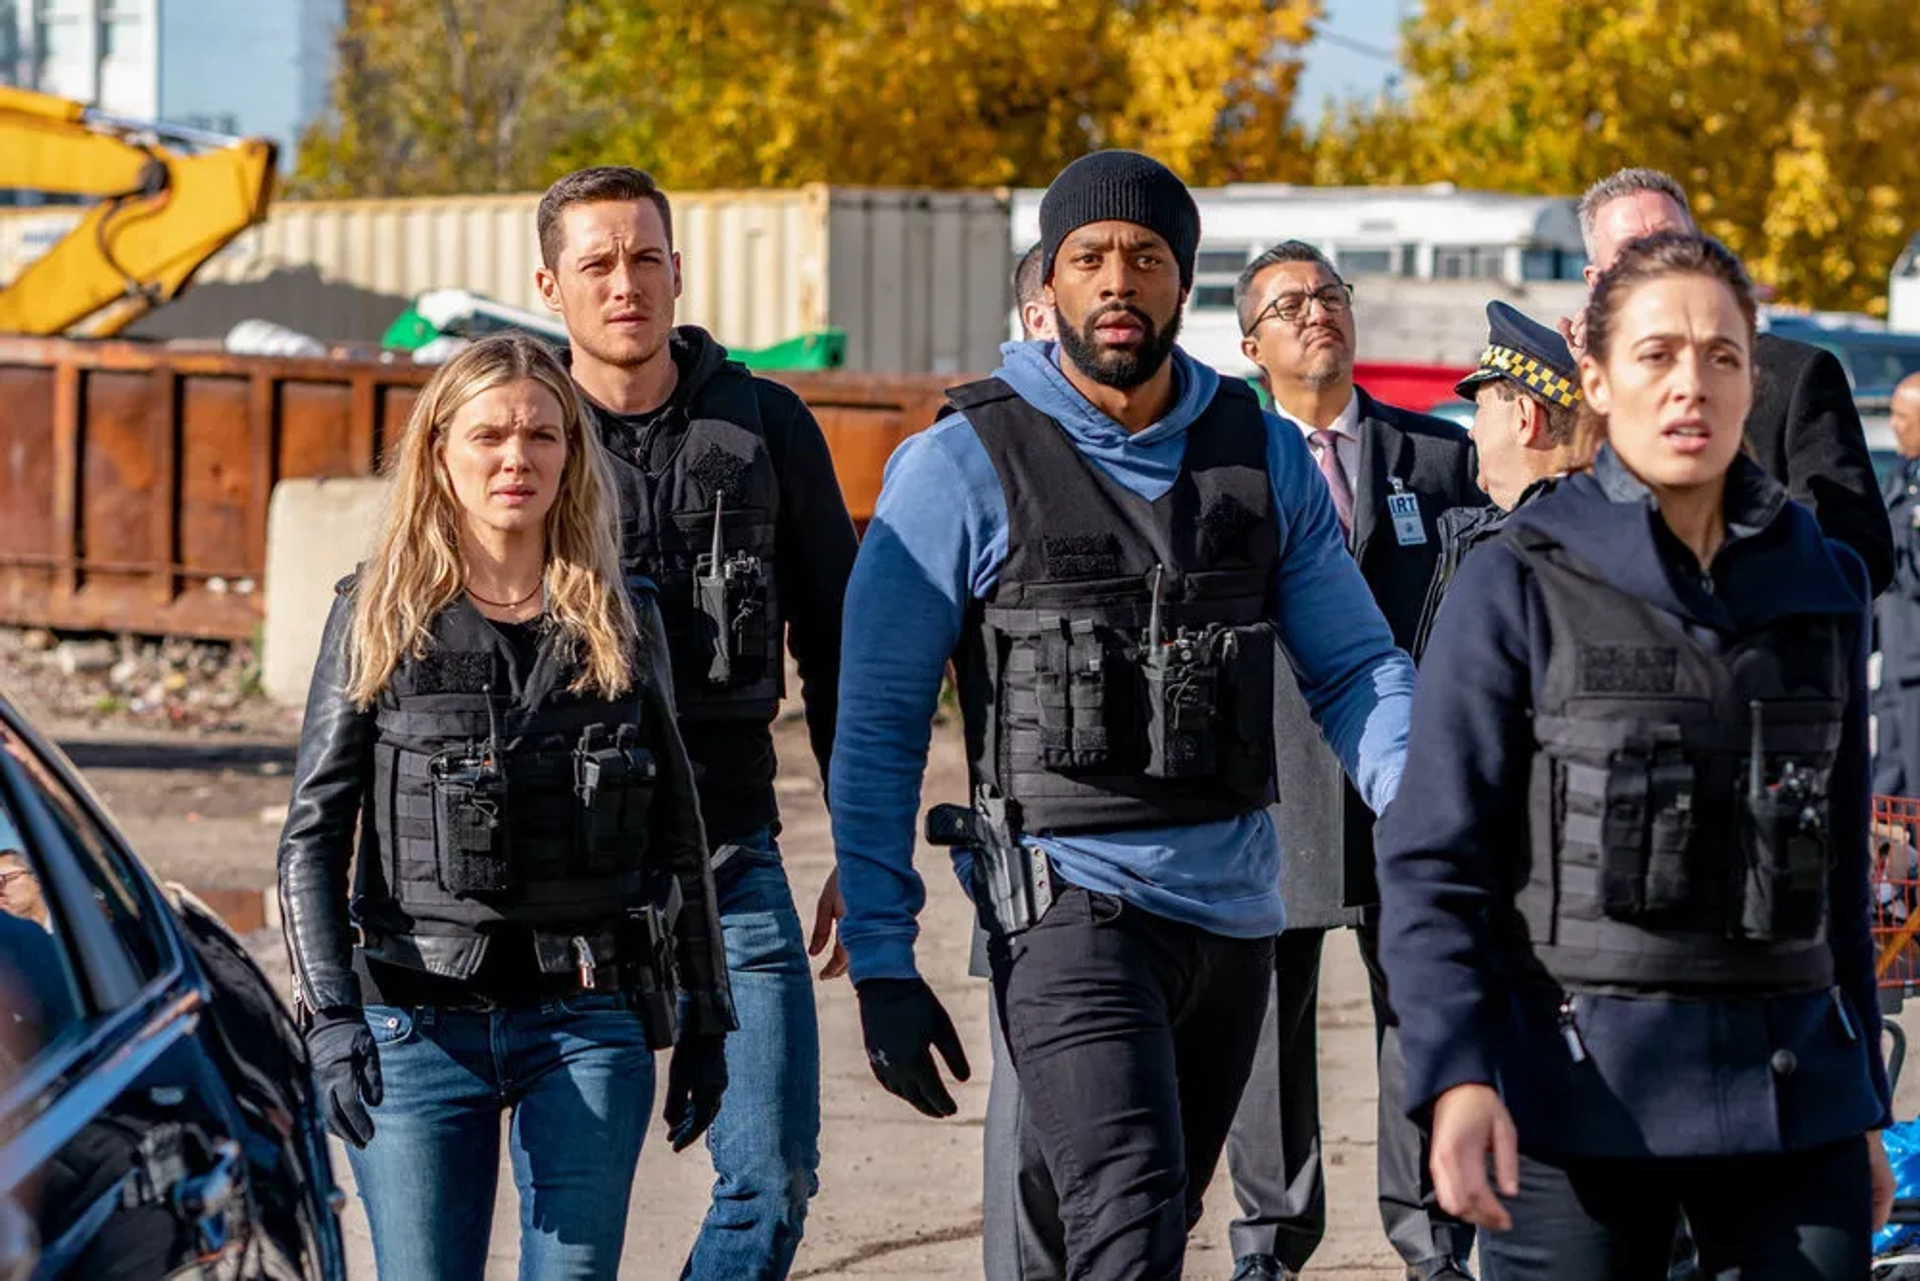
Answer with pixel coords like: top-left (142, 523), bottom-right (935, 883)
top-left (25, 659), bottom-right (1920, 1279)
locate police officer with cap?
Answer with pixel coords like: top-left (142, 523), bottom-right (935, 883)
top-left (828, 149), bottom-right (1415, 1279)
top-left (1378, 232), bottom-right (1894, 1276)
top-left (1413, 301), bottom-right (1584, 658)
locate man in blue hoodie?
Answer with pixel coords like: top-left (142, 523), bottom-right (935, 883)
top-left (828, 150), bottom-right (1416, 1280)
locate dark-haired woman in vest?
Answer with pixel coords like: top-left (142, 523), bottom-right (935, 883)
top-left (277, 334), bottom-right (733, 1279)
top-left (1376, 232), bottom-right (1894, 1278)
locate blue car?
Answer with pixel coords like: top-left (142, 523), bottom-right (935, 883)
top-left (0, 699), bottom-right (345, 1280)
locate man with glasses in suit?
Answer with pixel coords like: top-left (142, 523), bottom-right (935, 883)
top-left (1224, 241), bottom-right (1482, 1281)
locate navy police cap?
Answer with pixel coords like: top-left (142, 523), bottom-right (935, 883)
top-left (1455, 300), bottom-right (1580, 409)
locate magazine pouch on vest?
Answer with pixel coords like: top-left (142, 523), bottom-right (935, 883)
top-left (1508, 528), bottom-right (1846, 994)
top-left (367, 607), bottom-right (658, 956)
top-left (948, 375), bottom-right (1281, 836)
top-left (574, 723), bottom-right (657, 876)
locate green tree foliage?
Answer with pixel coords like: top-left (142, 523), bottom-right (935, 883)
top-left (1313, 0), bottom-right (1920, 313)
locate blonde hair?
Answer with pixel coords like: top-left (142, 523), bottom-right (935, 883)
top-left (344, 334), bottom-right (637, 706)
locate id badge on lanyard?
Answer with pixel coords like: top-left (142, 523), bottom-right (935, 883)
top-left (1387, 477), bottom-right (1426, 547)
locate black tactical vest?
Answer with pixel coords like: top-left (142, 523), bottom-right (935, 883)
top-left (600, 365), bottom-right (783, 724)
top-left (1511, 529), bottom-right (1847, 994)
top-left (363, 600), bottom-right (661, 961)
top-left (951, 375), bottom-right (1281, 835)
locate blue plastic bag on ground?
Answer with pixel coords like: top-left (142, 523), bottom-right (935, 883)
top-left (1875, 1120), bottom-right (1920, 1259)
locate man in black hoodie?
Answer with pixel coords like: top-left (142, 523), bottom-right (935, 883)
top-left (535, 166), bottom-right (857, 1281)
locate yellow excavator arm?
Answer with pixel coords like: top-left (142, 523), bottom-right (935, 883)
top-left (0, 85), bottom-right (277, 336)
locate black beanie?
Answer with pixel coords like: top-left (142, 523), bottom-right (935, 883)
top-left (1039, 150), bottom-right (1201, 289)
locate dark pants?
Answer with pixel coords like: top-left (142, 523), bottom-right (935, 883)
top-left (1480, 1139), bottom-right (1871, 1281)
top-left (988, 884), bottom-right (1273, 1281)
top-left (984, 992), bottom-right (1067, 1281)
top-left (1225, 924), bottom-right (1474, 1271)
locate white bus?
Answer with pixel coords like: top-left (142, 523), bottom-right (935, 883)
top-left (1010, 183), bottom-right (1589, 373)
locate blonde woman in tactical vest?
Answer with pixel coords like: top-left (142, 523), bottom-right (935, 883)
top-left (1375, 232), bottom-right (1894, 1278)
top-left (277, 333), bottom-right (733, 1279)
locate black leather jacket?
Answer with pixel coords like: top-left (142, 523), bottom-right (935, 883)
top-left (276, 588), bottom-right (734, 1034)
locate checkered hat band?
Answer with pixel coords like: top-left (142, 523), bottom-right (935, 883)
top-left (1480, 343), bottom-right (1579, 409)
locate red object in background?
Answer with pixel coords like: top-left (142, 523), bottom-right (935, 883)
top-left (1353, 361), bottom-right (1474, 412)
top-left (1872, 794), bottom-right (1920, 990)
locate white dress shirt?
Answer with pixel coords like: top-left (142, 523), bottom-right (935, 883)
top-left (1277, 391), bottom-right (1363, 491)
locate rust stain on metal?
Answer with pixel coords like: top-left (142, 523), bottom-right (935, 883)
top-left (0, 335), bottom-right (968, 639)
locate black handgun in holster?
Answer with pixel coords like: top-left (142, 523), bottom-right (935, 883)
top-left (694, 495), bottom-right (769, 688)
top-left (925, 785), bottom-right (1053, 938)
top-left (618, 877), bottom-right (684, 1049)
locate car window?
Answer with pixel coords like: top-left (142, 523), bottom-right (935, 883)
top-left (0, 822), bottom-right (84, 1091)
top-left (0, 727), bottom-right (165, 992)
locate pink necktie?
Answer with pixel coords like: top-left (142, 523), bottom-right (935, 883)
top-left (1310, 429), bottom-right (1354, 535)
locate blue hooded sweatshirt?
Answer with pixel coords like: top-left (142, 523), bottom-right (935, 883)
top-left (829, 341), bottom-right (1415, 983)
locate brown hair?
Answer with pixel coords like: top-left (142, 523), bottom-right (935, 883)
top-left (345, 335), bottom-right (637, 705)
top-left (537, 166), bottom-right (674, 269)
top-left (1572, 231), bottom-right (1757, 466)
top-left (1484, 379), bottom-right (1577, 445)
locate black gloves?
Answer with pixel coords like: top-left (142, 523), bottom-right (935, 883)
top-left (306, 1010), bottom-right (384, 1148)
top-left (664, 1031), bottom-right (729, 1152)
top-left (855, 977), bottom-right (970, 1118)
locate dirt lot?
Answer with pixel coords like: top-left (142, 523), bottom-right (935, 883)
top-left (31, 683), bottom-right (1920, 1280)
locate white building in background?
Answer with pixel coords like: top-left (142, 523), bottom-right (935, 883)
top-left (1, 0), bottom-right (341, 167)
top-left (1892, 232), bottom-right (1920, 335)
top-left (1011, 183), bottom-right (1591, 372)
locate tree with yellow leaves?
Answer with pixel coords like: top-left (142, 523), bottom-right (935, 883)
top-left (1314, 0), bottom-right (1920, 314)
top-left (296, 0), bottom-right (1322, 198)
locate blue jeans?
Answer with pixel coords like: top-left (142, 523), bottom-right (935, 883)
top-left (346, 994), bottom-right (654, 1281)
top-left (682, 827), bottom-right (822, 1281)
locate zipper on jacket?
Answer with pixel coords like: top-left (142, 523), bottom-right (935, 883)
top-left (1831, 986), bottom-right (1859, 1043)
top-left (1558, 994), bottom-right (1589, 1063)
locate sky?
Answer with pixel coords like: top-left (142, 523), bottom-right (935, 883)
top-left (1291, 0), bottom-right (1411, 126)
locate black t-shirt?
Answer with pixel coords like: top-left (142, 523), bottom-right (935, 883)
top-left (596, 345), bottom-right (693, 476)
top-left (488, 616), bottom-right (542, 675)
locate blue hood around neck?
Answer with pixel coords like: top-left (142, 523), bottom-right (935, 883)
top-left (989, 340), bottom-right (1221, 502)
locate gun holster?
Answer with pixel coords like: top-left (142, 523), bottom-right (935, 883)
top-left (925, 786), bottom-right (1053, 938)
top-left (617, 878), bottom-right (685, 1049)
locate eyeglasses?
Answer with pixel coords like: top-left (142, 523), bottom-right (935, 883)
top-left (1245, 283), bottom-right (1355, 334)
top-left (0, 868), bottom-right (34, 891)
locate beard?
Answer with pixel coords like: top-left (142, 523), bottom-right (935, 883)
top-left (1055, 302), bottom-right (1182, 390)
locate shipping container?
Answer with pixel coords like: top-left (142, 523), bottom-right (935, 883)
top-left (0, 186), bottom-right (1013, 373)
top-left (0, 334), bottom-right (959, 640)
